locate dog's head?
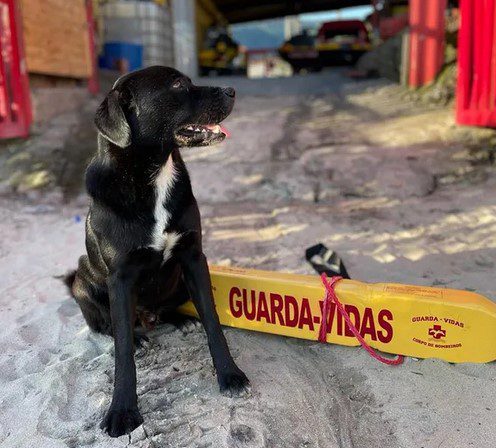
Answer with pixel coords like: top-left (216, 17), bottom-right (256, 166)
top-left (95, 66), bottom-right (235, 150)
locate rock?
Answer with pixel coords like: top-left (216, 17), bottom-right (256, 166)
top-left (356, 31), bottom-right (405, 82)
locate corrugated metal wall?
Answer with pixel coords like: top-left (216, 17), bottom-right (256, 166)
top-left (101, 1), bottom-right (174, 68)
top-left (171, 0), bottom-right (198, 76)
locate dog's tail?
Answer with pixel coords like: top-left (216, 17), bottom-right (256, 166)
top-left (62, 270), bottom-right (77, 296)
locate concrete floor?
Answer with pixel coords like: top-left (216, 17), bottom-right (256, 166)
top-left (0, 70), bottom-right (495, 448)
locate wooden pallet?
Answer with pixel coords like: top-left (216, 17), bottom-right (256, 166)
top-left (19, 0), bottom-right (91, 79)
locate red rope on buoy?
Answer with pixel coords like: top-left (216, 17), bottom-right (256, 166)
top-left (319, 274), bottom-right (404, 366)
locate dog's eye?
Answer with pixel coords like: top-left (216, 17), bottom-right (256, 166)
top-left (172, 80), bottom-right (184, 90)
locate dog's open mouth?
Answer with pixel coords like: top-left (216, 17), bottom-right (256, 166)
top-left (174, 123), bottom-right (229, 147)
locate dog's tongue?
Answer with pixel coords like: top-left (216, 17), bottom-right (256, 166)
top-left (220, 125), bottom-right (230, 138)
top-left (206, 124), bottom-right (230, 138)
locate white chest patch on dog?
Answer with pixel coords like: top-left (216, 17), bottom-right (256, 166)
top-left (150, 156), bottom-right (180, 258)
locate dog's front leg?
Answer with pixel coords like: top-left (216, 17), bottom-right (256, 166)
top-left (180, 248), bottom-right (250, 396)
top-left (100, 262), bottom-right (143, 437)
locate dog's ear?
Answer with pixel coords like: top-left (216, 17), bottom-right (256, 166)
top-left (94, 89), bottom-right (131, 148)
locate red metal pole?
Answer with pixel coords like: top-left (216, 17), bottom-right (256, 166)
top-left (456, 0), bottom-right (472, 123)
top-left (456, 0), bottom-right (496, 127)
top-left (408, 0), bottom-right (447, 87)
top-left (0, 0), bottom-right (31, 138)
top-left (12, 0), bottom-right (32, 129)
top-left (86, 0), bottom-right (99, 95)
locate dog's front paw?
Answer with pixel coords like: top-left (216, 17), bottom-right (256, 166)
top-left (218, 366), bottom-right (251, 397)
top-left (100, 406), bottom-right (143, 438)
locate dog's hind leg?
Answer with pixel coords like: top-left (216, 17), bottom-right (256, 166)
top-left (70, 271), bottom-right (151, 352)
top-left (67, 257), bottom-right (112, 336)
top-left (157, 279), bottom-right (199, 331)
top-left (73, 277), bottom-right (112, 336)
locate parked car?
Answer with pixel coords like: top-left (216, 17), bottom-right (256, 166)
top-left (278, 30), bottom-right (320, 73)
top-left (316, 20), bottom-right (371, 66)
top-left (199, 27), bottom-right (246, 76)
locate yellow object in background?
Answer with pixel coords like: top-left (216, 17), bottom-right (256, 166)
top-left (178, 266), bottom-right (496, 364)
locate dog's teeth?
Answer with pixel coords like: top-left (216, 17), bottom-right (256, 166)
top-left (201, 128), bottom-right (207, 133)
top-left (187, 126), bottom-right (194, 130)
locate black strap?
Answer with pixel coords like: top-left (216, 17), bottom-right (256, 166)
top-left (305, 243), bottom-right (350, 279)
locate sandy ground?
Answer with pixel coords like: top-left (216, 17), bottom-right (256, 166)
top-left (1, 71), bottom-right (496, 448)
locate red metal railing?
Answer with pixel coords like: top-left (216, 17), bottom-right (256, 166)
top-left (86, 0), bottom-right (99, 95)
top-left (0, 0), bottom-right (31, 139)
top-left (456, 0), bottom-right (496, 127)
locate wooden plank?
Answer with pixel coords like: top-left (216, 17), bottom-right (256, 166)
top-left (19, 0), bottom-right (91, 79)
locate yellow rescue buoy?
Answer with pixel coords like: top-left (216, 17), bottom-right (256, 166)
top-left (178, 265), bottom-right (496, 364)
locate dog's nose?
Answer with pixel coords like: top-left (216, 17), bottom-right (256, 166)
top-left (222, 87), bottom-right (235, 98)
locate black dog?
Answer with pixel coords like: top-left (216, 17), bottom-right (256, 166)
top-left (65, 66), bottom-right (249, 437)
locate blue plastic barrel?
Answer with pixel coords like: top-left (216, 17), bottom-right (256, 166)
top-left (99, 42), bottom-right (144, 72)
